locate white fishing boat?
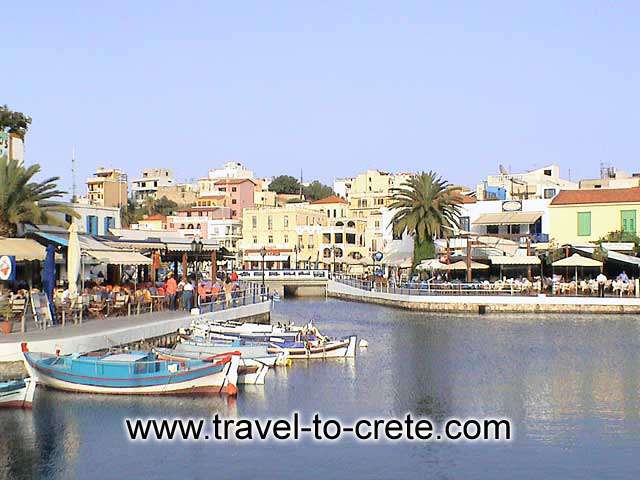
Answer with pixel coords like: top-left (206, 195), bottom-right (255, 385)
top-left (176, 340), bottom-right (289, 367)
top-left (191, 321), bottom-right (300, 343)
top-left (268, 335), bottom-right (357, 360)
top-left (0, 378), bottom-right (36, 409)
top-left (154, 347), bottom-right (270, 385)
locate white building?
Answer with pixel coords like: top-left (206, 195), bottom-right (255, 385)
top-left (41, 201), bottom-right (122, 236)
top-left (207, 161), bottom-right (254, 181)
top-left (333, 177), bottom-right (354, 200)
top-left (131, 168), bottom-right (174, 203)
top-left (476, 164), bottom-right (577, 201)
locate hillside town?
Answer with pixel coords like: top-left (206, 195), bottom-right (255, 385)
top-left (3, 110), bottom-right (640, 304)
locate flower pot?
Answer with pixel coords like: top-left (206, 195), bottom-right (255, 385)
top-left (1, 320), bottom-right (12, 335)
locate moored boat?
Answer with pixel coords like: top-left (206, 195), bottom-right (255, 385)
top-left (268, 335), bottom-right (357, 359)
top-left (0, 378), bottom-right (36, 409)
top-left (154, 347), bottom-right (270, 385)
top-left (175, 340), bottom-right (289, 367)
top-left (22, 343), bottom-right (239, 396)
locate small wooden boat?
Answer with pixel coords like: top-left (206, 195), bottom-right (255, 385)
top-left (175, 341), bottom-right (289, 367)
top-left (0, 378), bottom-right (36, 409)
top-left (268, 336), bottom-right (357, 359)
top-left (191, 321), bottom-right (301, 343)
top-left (154, 347), bottom-right (270, 385)
top-left (22, 343), bottom-right (239, 396)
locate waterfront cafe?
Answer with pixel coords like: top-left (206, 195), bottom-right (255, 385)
top-left (26, 226), bottom-right (152, 285)
top-left (0, 237), bottom-right (48, 286)
top-left (107, 228), bottom-right (225, 281)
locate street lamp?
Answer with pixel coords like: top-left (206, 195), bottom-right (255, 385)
top-left (260, 246), bottom-right (267, 296)
top-left (331, 245), bottom-right (336, 277)
top-left (293, 245), bottom-right (299, 271)
top-left (191, 237), bottom-right (203, 308)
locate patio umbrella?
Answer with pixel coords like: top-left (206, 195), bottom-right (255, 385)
top-left (552, 253), bottom-right (602, 283)
top-left (417, 259), bottom-right (447, 271)
top-left (443, 260), bottom-right (490, 271)
top-left (43, 244), bottom-right (56, 319)
top-left (67, 223), bottom-right (81, 298)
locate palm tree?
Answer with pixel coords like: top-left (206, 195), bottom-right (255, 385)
top-left (0, 157), bottom-right (77, 237)
top-left (389, 171), bottom-right (463, 266)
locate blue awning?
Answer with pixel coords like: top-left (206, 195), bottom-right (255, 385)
top-left (33, 232), bottom-right (69, 247)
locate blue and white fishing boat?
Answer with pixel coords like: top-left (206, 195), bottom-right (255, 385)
top-left (0, 378), bottom-right (36, 409)
top-left (191, 320), bottom-right (304, 343)
top-left (268, 336), bottom-right (358, 360)
top-left (22, 343), bottom-right (239, 396)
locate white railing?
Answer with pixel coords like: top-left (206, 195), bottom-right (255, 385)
top-left (237, 269), bottom-right (330, 280)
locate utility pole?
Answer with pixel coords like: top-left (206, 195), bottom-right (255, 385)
top-left (71, 145), bottom-right (77, 203)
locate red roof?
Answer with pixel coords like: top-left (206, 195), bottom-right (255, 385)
top-left (142, 214), bottom-right (166, 221)
top-left (459, 195), bottom-right (477, 204)
top-left (309, 195), bottom-right (348, 205)
top-left (212, 178), bottom-right (257, 186)
top-left (551, 187), bottom-right (640, 206)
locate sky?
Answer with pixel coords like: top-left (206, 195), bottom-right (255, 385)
top-left (2, 1), bottom-right (640, 196)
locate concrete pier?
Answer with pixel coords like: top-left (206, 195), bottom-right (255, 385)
top-left (327, 280), bottom-right (640, 314)
top-left (0, 301), bottom-right (271, 372)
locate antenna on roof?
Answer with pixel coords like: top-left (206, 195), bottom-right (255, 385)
top-left (71, 145), bottom-right (77, 202)
top-left (499, 164), bottom-right (509, 175)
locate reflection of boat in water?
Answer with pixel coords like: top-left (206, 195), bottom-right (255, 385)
top-left (22, 343), bottom-right (239, 396)
top-left (154, 347), bottom-right (270, 385)
top-left (0, 378), bottom-right (36, 409)
top-left (268, 336), bottom-right (357, 359)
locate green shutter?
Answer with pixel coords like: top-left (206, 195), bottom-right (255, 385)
top-left (621, 210), bottom-right (636, 234)
top-left (577, 212), bottom-right (591, 236)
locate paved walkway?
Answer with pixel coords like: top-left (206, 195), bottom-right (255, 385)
top-left (0, 301), bottom-right (271, 362)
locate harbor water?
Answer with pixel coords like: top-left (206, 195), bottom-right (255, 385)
top-left (2, 298), bottom-right (640, 479)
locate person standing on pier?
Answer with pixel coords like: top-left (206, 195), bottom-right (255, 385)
top-left (597, 272), bottom-right (607, 298)
top-left (183, 277), bottom-right (194, 311)
top-left (165, 272), bottom-right (177, 310)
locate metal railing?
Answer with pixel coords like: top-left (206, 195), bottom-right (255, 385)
top-left (237, 269), bottom-right (330, 280)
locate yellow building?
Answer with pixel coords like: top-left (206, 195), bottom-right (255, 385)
top-left (86, 168), bottom-right (128, 207)
top-left (307, 196), bottom-right (368, 271)
top-left (549, 188), bottom-right (640, 245)
top-left (240, 205), bottom-right (327, 269)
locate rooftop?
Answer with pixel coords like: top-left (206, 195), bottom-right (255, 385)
top-left (550, 187), bottom-right (640, 206)
top-left (309, 195), bottom-right (348, 205)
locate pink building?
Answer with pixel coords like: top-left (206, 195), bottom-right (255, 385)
top-left (213, 178), bottom-right (256, 219)
top-left (167, 206), bottom-right (232, 238)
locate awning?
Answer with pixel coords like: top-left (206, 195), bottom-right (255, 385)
top-left (552, 253), bottom-right (602, 268)
top-left (32, 232), bottom-right (69, 247)
top-left (84, 250), bottom-right (152, 265)
top-left (416, 259), bottom-right (448, 270)
top-left (243, 254), bottom-right (291, 262)
top-left (473, 211), bottom-right (543, 226)
top-left (489, 255), bottom-right (541, 266)
top-left (443, 260), bottom-right (490, 271)
top-left (0, 238), bottom-right (47, 261)
top-left (574, 247), bottom-right (640, 267)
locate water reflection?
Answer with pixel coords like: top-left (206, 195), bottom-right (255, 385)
top-left (2, 299), bottom-right (640, 479)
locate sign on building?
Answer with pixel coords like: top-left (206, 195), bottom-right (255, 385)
top-left (0, 255), bottom-right (17, 281)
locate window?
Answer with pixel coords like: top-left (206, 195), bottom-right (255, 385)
top-left (486, 225), bottom-right (499, 235)
top-left (232, 199), bottom-right (237, 204)
top-left (253, 236), bottom-right (257, 244)
top-left (86, 215), bottom-right (98, 235)
top-left (232, 187), bottom-right (237, 192)
top-left (284, 216), bottom-right (289, 227)
top-left (231, 210), bottom-right (237, 217)
top-left (104, 216), bottom-right (115, 234)
top-left (284, 235), bottom-right (289, 244)
top-left (621, 210), bottom-right (636, 233)
top-left (543, 188), bottom-right (556, 199)
top-left (297, 235), bottom-right (303, 248)
top-left (459, 216), bottom-right (470, 232)
top-left (252, 216), bottom-right (257, 228)
top-left (268, 235), bottom-right (273, 244)
top-left (544, 169), bottom-right (552, 176)
top-left (268, 216), bottom-right (273, 230)
top-left (577, 212), bottom-right (591, 236)
top-left (219, 187), bottom-right (226, 192)
top-left (375, 220), bottom-right (380, 228)
top-left (335, 233), bottom-right (343, 243)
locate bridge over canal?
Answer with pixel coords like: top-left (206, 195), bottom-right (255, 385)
top-left (238, 269), bottom-right (329, 297)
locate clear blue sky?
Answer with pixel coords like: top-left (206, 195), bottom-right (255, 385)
top-left (2, 1), bottom-right (639, 195)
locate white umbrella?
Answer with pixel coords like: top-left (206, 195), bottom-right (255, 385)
top-left (67, 223), bottom-right (81, 298)
top-left (417, 259), bottom-right (447, 271)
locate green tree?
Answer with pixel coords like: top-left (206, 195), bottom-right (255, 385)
top-left (0, 158), bottom-right (78, 237)
top-left (389, 171), bottom-right (462, 267)
top-left (0, 105), bottom-right (32, 140)
top-left (268, 175), bottom-right (302, 195)
top-left (595, 230), bottom-right (640, 255)
top-left (303, 181), bottom-right (335, 201)
top-left (121, 198), bottom-right (140, 227)
top-left (143, 196), bottom-right (178, 216)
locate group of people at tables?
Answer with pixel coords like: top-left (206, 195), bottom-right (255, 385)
top-left (398, 271), bottom-right (636, 297)
top-left (51, 270), bottom-right (244, 318)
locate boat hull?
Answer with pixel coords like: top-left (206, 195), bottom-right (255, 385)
top-left (268, 336), bottom-right (357, 359)
top-left (154, 348), bottom-right (271, 385)
top-left (0, 378), bottom-right (36, 409)
top-left (176, 341), bottom-right (288, 366)
top-left (24, 353), bottom-right (239, 396)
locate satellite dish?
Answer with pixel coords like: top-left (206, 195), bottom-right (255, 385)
top-left (499, 164), bottom-right (509, 175)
